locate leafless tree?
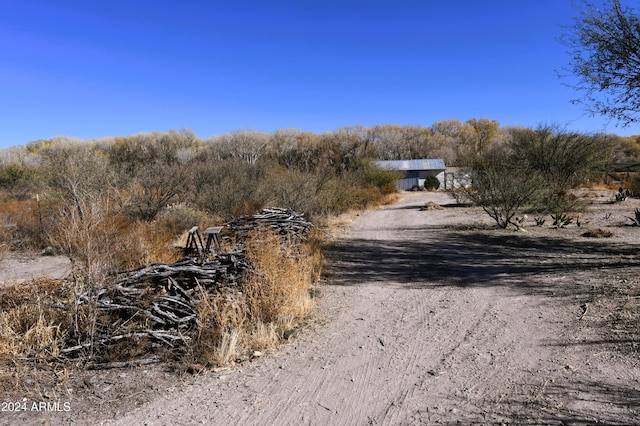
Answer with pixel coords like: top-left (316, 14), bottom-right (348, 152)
top-left (562, 0), bottom-right (640, 125)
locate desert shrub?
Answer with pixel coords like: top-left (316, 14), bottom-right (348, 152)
top-left (191, 159), bottom-right (268, 220)
top-left (48, 192), bottom-right (135, 281)
top-left (124, 163), bottom-right (193, 221)
top-left (0, 164), bottom-right (38, 199)
top-left (259, 166), bottom-right (327, 216)
top-left (0, 199), bottom-right (47, 250)
top-left (510, 126), bottom-right (613, 213)
top-left (362, 162), bottom-right (402, 188)
top-left (461, 146), bottom-right (543, 228)
top-left (424, 175), bottom-right (441, 191)
top-left (343, 184), bottom-right (389, 210)
top-left (534, 191), bottom-right (585, 218)
top-left (155, 203), bottom-right (219, 236)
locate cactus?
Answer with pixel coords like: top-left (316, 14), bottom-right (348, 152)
top-left (616, 188), bottom-right (631, 202)
top-left (629, 208), bottom-right (640, 226)
top-left (551, 212), bottom-right (573, 228)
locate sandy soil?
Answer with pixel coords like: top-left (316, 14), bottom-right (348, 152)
top-left (0, 253), bottom-right (71, 287)
top-left (3, 190), bottom-right (640, 425)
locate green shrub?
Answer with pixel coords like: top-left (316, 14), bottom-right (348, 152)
top-left (0, 164), bottom-right (38, 199)
top-left (423, 175), bottom-right (440, 191)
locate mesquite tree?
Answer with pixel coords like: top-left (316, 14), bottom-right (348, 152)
top-left (563, 0), bottom-right (640, 125)
top-left (461, 146), bottom-right (542, 229)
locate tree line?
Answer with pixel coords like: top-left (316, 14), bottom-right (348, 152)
top-left (0, 121), bottom-right (638, 277)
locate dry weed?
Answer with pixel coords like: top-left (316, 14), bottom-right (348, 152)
top-left (118, 220), bottom-right (182, 267)
top-left (381, 192), bottom-right (402, 205)
top-left (0, 279), bottom-right (72, 399)
top-left (249, 321), bottom-right (279, 352)
top-left (243, 230), bottom-right (316, 325)
top-left (0, 280), bottom-right (70, 361)
top-left (190, 228), bottom-right (323, 367)
top-left (322, 210), bottom-right (363, 240)
top-left (191, 287), bottom-right (248, 366)
top-left (196, 288), bottom-right (248, 337)
top-left (0, 198), bottom-right (44, 250)
top-left (211, 328), bottom-right (242, 366)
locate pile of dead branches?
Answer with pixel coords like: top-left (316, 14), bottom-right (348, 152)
top-left (224, 207), bottom-right (314, 242)
top-left (62, 207), bottom-right (312, 362)
top-left (62, 254), bottom-right (248, 358)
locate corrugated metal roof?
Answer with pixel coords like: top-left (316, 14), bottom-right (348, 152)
top-left (374, 158), bottom-right (446, 171)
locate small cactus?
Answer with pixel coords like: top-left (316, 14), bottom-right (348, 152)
top-left (616, 188), bottom-right (631, 202)
top-left (551, 212), bottom-right (573, 228)
top-left (629, 208), bottom-right (640, 226)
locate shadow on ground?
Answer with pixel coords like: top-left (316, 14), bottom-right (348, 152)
top-left (324, 223), bottom-right (640, 424)
top-left (423, 377), bottom-right (640, 425)
top-left (324, 226), bottom-right (640, 296)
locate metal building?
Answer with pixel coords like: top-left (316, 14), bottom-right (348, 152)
top-left (374, 158), bottom-right (446, 191)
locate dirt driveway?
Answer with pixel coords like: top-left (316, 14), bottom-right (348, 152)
top-left (7, 191), bottom-right (640, 425)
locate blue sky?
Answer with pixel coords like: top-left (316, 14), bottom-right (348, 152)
top-left (1, 0), bottom-right (638, 149)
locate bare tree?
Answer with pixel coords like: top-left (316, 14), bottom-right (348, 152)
top-left (212, 130), bottom-right (270, 165)
top-left (562, 0), bottom-right (640, 125)
top-left (41, 144), bottom-right (129, 283)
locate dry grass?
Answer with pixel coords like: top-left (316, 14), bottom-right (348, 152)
top-left (118, 220), bottom-right (183, 267)
top-left (243, 230), bottom-right (316, 324)
top-left (191, 228), bottom-right (323, 367)
top-left (0, 209), bottom-right (325, 396)
top-left (324, 210), bottom-right (361, 232)
top-left (211, 328), bottom-right (242, 366)
top-left (0, 229), bottom-right (9, 260)
top-left (381, 192), bottom-right (402, 205)
top-left (0, 198), bottom-right (45, 250)
top-left (582, 228), bottom-right (615, 238)
top-left (0, 279), bottom-right (71, 359)
top-left (0, 225), bottom-right (324, 377)
top-left (0, 279), bottom-right (73, 399)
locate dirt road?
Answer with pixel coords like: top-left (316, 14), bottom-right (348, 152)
top-left (0, 253), bottom-right (71, 288)
top-left (99, 191), bottom-right (639, 425)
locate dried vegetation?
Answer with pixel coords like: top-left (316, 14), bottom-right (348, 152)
top-left (0, 209), bottom-right (321, 394)
top-left (0, 128), bottom-right (405, 398)
top-left (0, 124), bottom-right (638, 402)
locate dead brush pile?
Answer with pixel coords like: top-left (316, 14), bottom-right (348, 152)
top-left (0, 207), bottom-right (322, 372)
